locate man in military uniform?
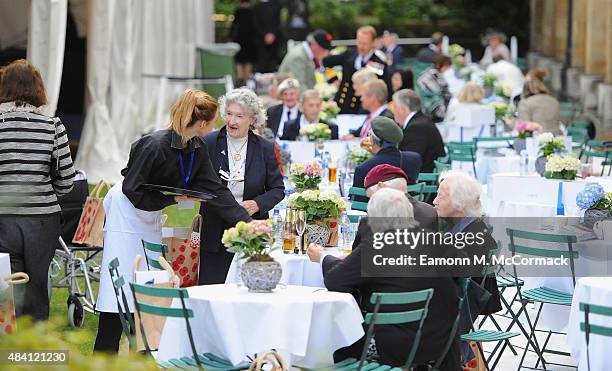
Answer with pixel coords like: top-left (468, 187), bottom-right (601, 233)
top-left (323, 25), bottom-right (391, 114)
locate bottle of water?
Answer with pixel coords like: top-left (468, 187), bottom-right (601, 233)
top-left (321, 151), bottom-right (330, 185)
top-left (340, 211), bottom-right (351, 249)
top-left (519, 150), bottom-right (528, 176)
top-left (273, 208), bottom-right (283, 247)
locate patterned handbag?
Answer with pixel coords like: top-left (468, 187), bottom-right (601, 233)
top-left (72, 180), bottom-right (110, 246)
top-left (0, 272), bottom-right (29, 334)
top-left (164, 215), bottom-right (202, 287)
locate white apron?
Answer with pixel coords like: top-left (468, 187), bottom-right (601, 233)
top-left (96, 181), bottom-right (163, 313)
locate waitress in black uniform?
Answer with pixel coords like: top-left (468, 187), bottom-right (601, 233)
top-left (94, 89), bottom-right (251, 352)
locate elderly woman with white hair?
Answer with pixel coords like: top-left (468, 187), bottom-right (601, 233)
top-left (433, 170), bottom-right (501, 315)
top-left (199, 88), bottom-right (285, 284)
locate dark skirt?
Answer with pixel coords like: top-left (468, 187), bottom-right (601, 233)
top-left (198, 248), bottom-right (235, 285)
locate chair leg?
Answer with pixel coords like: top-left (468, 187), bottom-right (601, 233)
top-left (503, 299), bottom-right (546, 371)
top-left (534, 330), bottom-right (553, 369)
top-left (487, 315), bottom-right (518, 357)
top-left (518, 301), bottom-right (545, 370)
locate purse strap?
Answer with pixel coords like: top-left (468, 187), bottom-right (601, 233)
top-left (248, 351), bottom-right (287, 371)
top-left (52, 118), bottom-right (60, 171)
top-left (3, 272), bottom-right (30, 285)
top-left (191, 214), bottom-right (203, 233)
top-left (90, 180), bottom-right (111, 198)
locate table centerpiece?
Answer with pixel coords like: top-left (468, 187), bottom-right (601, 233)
top-left (223, 220), bottom-right (281, 292)
top-left (543, 153), bottom-right (580, 180)
top-left (576, 183), bottom-right (612, 228)
top-left (288, 189), bottom-right (345, 246)
top-left (289, 162), bottom-right (323, 191)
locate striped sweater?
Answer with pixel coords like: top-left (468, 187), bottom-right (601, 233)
top-left (0, 102), bottom-right (75, 215)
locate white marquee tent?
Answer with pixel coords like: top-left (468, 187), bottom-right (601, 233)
top-left (1, 0), bottom-right (215, 183)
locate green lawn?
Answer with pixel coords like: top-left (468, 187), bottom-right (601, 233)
top-left (48, 201), bottom-right (199, 355)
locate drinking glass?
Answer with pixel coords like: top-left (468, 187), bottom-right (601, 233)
top-left (294, 210), bottom-right (307, 254)
top-left (328, 165), bottom-right (337, 183)
top-left (580, 163), bottom-right (592, 179)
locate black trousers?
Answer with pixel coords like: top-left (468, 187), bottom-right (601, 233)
top-left (94, 311), bottom-right (134, 353)
top-left (0, 213), bottom-right (60, 321)
top-left (198, 249), bottom-right (235, 285)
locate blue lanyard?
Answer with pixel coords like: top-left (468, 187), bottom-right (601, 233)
top-left (178, 150), bottom-right (195, 188)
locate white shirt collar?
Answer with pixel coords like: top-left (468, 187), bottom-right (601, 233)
top-left (303, 41), bottom-right (314, 60)
top-left (402, 111), bottom-right (416, 129)
top-left (300, 115), bottom-right (319, 126)
top-left (386, 44), bottom-right (397, 52)
top-left (355, 50), bottom-right (375, 70)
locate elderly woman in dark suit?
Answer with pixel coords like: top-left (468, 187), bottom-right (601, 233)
top-left (199, 88), bottom-right (285, 284)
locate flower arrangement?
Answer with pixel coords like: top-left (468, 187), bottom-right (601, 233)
top-left (288, 189), bottom-right (345, 223)
top-left (222, 220), bottom-right (276, 261)
top-left (538, 133), bottom-right (566, 157)
top-left (494, 82), bottom-right (513, 99)
top-left (320, 100), bottom-right (341, 120)
top-left (448, 43), bottom-right (466, 69)
top-left (314, 81), bottom-right (338, 102)
top-left (576, 183), bottom-right (612, 211)
top-left (543, 154), bottom-right (580, 180)
top-left (290, 162), bottom-right (323, 190)
top-left (488, 101), bottom-right (509, 118)
top-left (480, 73), bottom-right (498, 89)
top-left (347, 146), bottom-right (373, 165)
top-left (299, 123), bottom-right (332, 141)
top-left (516, 121), bottom-right (543, 139)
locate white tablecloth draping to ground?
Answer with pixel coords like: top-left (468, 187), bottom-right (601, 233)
top-left (452, 150), bottom-right (520, 183)
top-left (484, 173), bottom-right (612, 217)
top-left (226, 248), bottom-right (345, 287)
top-left (567, 277), bottom-right (612, 371)
top-left (157, 284), bottom-right (365, 368)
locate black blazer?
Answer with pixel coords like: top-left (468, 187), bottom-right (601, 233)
top-left (398, 111), bottom-right (446, 173)
top-left (281, 118), bottom-right (339, 141)
top-left (323, 48), bottom-right (391, 114)
top-left (266, 104), bottom-right (302, 138)
top-left (352, 147), bottom-right (422, 203)
top-left (349, 108), bottom-right (395, 137)
top-left (321, 219), bottom-right (461, 368)
top-left (199, 128), bottom-right (285, 253)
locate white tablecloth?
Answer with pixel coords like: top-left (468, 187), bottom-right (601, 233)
top-left (157, 284), bottom-right (365, 368)
top-left (567, 277), bottom-right (612, 371)
top-left (452, 150), bottom-right (520, 183)
top-left (226, 248), bottom-right (345, 288)
top-left (484, 173), bottom-right (612, 217)
top-left (280, 140), bottom-right (358, 164)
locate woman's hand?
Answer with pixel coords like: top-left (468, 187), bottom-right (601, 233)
top-left (174, 195), bottom-right (207, 203)
top-left (240, 200), bottom-right (259, 215)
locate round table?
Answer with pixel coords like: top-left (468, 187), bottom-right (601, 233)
top-left (157, 284), bottom-right (365, 368)
top-left (567, 277), bottom-right (612, 371)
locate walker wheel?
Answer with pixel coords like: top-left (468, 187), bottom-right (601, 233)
top-left (67, 295), bottom-right (85, 328)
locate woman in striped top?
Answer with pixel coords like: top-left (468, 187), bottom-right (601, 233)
top-left (0, 59), bottom-right (75, 321)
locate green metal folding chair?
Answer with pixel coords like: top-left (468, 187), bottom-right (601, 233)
top-left (316, 288), bottom-right (436, 371)
top-left (473, 136), bottom-right (518, 151)
top-left (108, 258), bottom-right (136, 350)
top-left (349, 187), bottom-right (369, 212)
top-left (584, 141), bottom-right (612, 176)
top-left (579, 302), bottom-right (612, 371)
top-left (506, 228), bottom-right (579, 370)
top-left (130, 282), bottom-right (248, 370)
top-left (407, 182), bottom-right (425, 202)
top-left (141, 240), bottom-right (170, 270)
top-left (447, 142), bottom-right (477, 178)
top-left (460, 248), bottom-right (520, 370)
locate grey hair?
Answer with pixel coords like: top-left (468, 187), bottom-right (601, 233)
top-left (367, 177), bottom-right (407, 195)
top-left (393, 89), bottom-right (421, 112)
top-left (277, 78), bottom-right (301, 96)
top-left (367, 188), bottom-right (417, 232)
top-left (218, 88), bottom-right (267, 129)
top-left (352, 69), bottom-right (377, 85)
top-left (439, 170), bottom-right (483, 217)
top-left (299, 89), bottom-right (321, 105)
top-left (363, 79), bottom-right (388, 104)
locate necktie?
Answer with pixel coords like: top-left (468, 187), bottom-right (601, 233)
top-left (360, 113), bottom-right (373, 138)
top-left (287, 110), bottom-right (292, 122)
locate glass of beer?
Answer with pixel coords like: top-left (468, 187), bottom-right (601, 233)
top-left (328, 164), bottom-right (337, 183)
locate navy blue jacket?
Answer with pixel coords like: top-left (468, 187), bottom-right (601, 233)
top-left (199, 127), bottom-right (285, 253)
top-left (352, 147), bottom-right (422, 202)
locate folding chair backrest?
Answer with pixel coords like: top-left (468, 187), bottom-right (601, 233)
top-left (474, 136), bottom-right (517, 150)
top-left (434, 160), bottom-right (451, 173)
top-left (580, 302), bottom-right (612, 337)
top-left (130, 282), bottom-right (200, 367)
top-left (506, 228), bottom-right (579, 285)
top-left (108, 258), bottom-right (136, 350)
top-left (567, 127), bottom-right (589, 143)
top-left (141, 240), bottom-right (170, 270)
top-left (348, 186), bottom-right (367, 199)
top-left (351, 201), bottom-right (368, 212)
top-left (447, 142), bottom-right (476, 162)
top-left (359, 289), bottom-right (434, 369)
top-left (417, 172), bottom-right (440, 183)
top-left (407, 183), bottom-right (425, 201)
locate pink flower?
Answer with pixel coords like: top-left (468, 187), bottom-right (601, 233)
top-left (516, 121), bottom-right (528, 132)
